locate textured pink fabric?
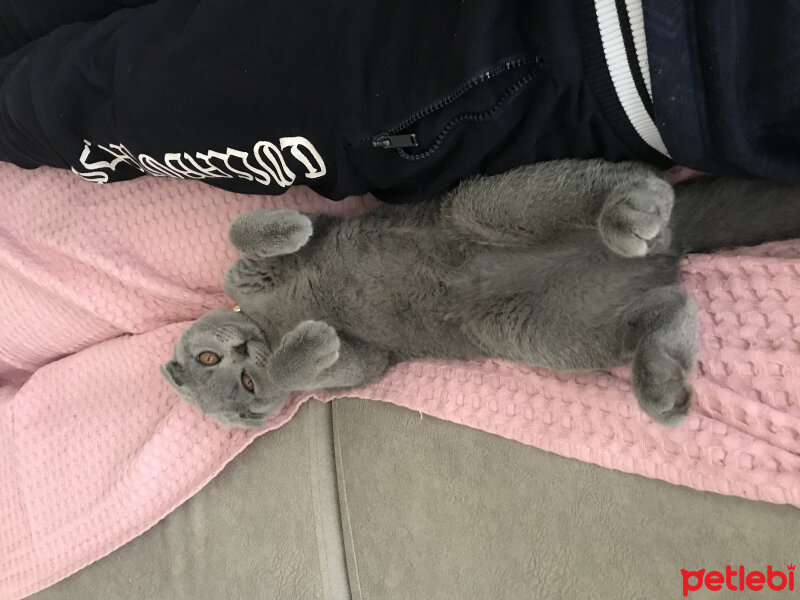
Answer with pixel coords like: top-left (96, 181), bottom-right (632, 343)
top-left (1, 163), bottom-right (799, 599)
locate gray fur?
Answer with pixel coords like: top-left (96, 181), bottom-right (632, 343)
top-left (162, 159), bottom-right (800, 428)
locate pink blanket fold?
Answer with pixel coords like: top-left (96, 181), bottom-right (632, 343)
top-left (1, 163), bottom-right (799, 599)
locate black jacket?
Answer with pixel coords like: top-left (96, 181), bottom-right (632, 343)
top-left (0, 0), bottom-right (797, 203)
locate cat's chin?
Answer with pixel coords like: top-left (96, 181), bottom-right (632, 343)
top-left (232, 418), bottom-right (269, 430)
top-left (209, 403), bottom-right (284, 429)
top-left (212, 413), bottom-right (270, 429)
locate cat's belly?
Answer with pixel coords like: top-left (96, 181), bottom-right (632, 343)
top-left (304, 233), bottom-right (483, 359)
top-left (326, 291), bottom-right (482, 361)
top-left (450, 244), bottom-right (682, 369)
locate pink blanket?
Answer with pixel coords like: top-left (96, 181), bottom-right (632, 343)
top-left (1, 163), bottom-right (799, 599)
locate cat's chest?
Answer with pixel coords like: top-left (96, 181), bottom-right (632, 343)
top-left (235, 270), bottom-right (320, 346)
top-left (230, 253), bottom-right (318, 309)
top-left (236, 254), bottom-right (304, 290)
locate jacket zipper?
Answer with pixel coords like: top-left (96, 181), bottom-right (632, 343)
top-left (371, 133), bottom-right (418, 149)
top-left (367, 55), bottom-right (544, 156)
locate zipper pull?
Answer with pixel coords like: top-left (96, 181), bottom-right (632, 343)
top-left (371, 133), bottom-right (418, 149)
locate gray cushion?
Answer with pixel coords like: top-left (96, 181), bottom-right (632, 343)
top-left (31, 401), bottom-right (346, 600)
top-left (333, 399), bottom-right (800, 600)
top-left (33, 398), bottom-right (800, 600)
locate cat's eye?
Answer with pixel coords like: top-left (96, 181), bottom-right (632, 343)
top-left (241, 372), bottom-right (255, 393)
top-left (197, 351), bottom-right (220, 366)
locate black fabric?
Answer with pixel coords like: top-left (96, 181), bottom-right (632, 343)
top-left (0, 0), bottom-right (643, 203)
top-left (614, 0), bottom-right (654, 118)
top-left (644, 0), bottom-right (800, 182)
top-left (0, 0), bottom-right (156, 56)
top-left (575, 1), bottom-right (672, 169)
top-left (2, 0), bottom-right (797, 202)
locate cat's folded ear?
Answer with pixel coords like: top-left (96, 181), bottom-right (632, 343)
top-left (161, 360), bottom-right (186, 388)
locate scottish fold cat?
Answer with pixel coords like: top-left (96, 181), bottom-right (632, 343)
top-left (162, 159), bottom-right (800, 427)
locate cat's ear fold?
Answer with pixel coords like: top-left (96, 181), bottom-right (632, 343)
top-left (161, 360), bottom-right (186, 388)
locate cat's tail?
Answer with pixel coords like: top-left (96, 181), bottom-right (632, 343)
top-left (670, 176), bottom-right (800, 254)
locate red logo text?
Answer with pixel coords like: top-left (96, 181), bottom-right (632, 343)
top-left (682, 565), bottom-right (795, 596)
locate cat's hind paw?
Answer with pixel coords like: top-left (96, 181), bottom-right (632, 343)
top-left (633, 357), bottom-right (693, 426)
top-left (632, 334), bottom-right (697, 426)
top-left (229, 209), bottom-right (313, 257)
top-left (599, 177), bottom-right (674, 257)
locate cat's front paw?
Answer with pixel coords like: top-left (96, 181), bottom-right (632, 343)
top-left (229, 209), bottom-right (313, 257)
top-left (271, 321), bottom-right (341, 388)
top-left (599, 177), bottom-right (674, 257)
top-left (292, 321), bottom-right (341, 372)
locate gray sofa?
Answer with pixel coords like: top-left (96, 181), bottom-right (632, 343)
top-left (32, 398), bottom-right (800, 599)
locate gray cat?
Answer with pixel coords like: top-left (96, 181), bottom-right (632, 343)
top-left (161, 159), bottom-right (800, 428)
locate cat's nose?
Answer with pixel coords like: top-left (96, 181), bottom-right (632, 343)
top-left (232, 342), bottom-right (249, 357)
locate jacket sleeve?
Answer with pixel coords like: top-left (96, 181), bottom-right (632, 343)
top-left (643, 0), bottom-right (800, 182)
top-left (0, 0), bottom-right (337, 196)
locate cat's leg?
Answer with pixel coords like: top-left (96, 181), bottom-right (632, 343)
top-left (462, 246), bottom-right (696, 424)
top-left (442, 158), bottom-right (673, 256)
top-left (229, 209), bottom-right (313, 258)
top-left (224, 210), bottom-right (318, 297)
top-left (269, 321), bottom-right (390, 393)
top-left (625, 285), bottom-right (699, 425)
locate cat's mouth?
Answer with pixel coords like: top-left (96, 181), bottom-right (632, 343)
top-left (228, 410), bottom-right (270, 429)
top-left (237, 410), bottom-right (262, 420)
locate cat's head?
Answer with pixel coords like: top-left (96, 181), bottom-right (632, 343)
top-left (161, 309), bottom-right (286, 428)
